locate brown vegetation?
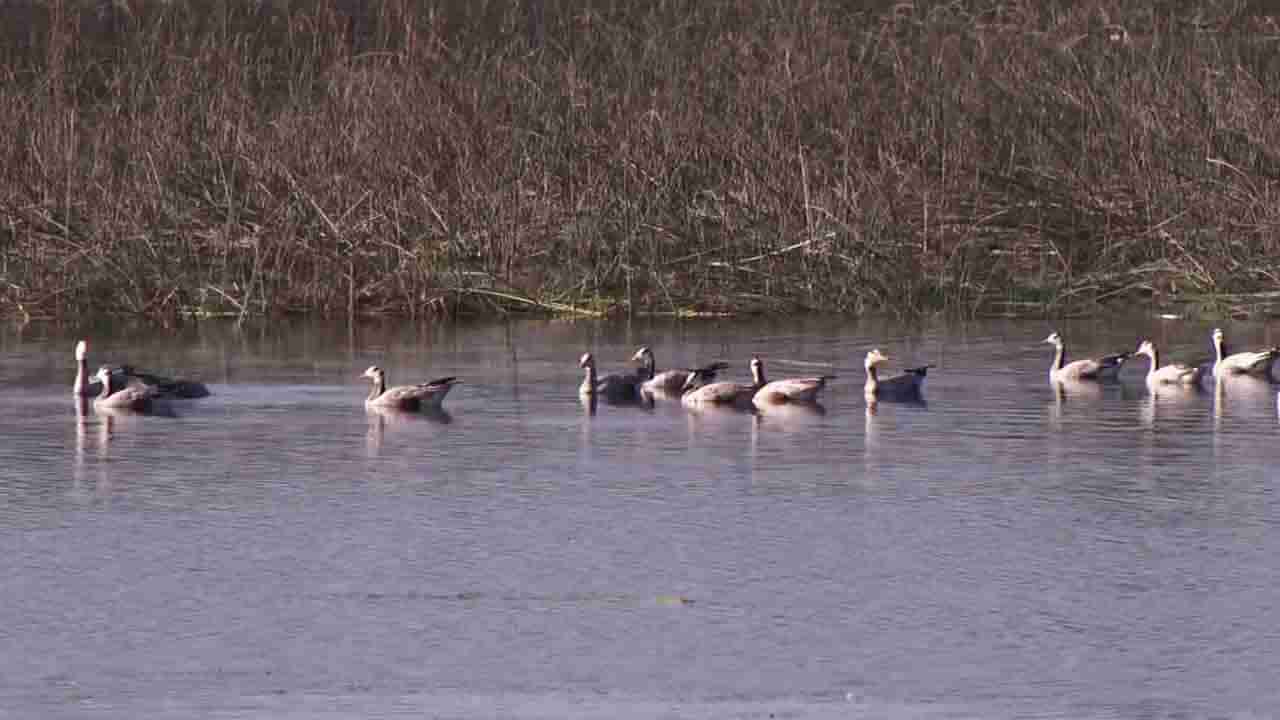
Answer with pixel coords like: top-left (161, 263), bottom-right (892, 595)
top-left (2, 0), bottom-right (1280, 321)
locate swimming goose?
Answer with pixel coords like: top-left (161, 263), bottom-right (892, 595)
top-left (630, 346), bottom-right (730, 396)
top-left (362, 365), bottom-right (459, 411)
top-left (73, 339), bottom-right (210, 398)
top-left (1134, 339), bottom-right (1203, 386)
top-left (118, 365), bottom-right (211, 398)
top-left (1211, 328), bottom-right (1279, 379)
top-left (72, 341), bottom-right (126, 397)
top-left (1044, 332), bottom-right (1129, 383)
top-left (578, 352), bottom-right (643, 403)
top-left (681, 356), bottom-right (766, 409)
top-left (863, 349), bottom-right (932, 400)
top-left (92, 365), bottom-right (164, 412)
top-left (751, 356), bottom-right (835, 408)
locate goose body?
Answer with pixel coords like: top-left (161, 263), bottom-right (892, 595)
top-left (681, 356), bottom-right (765, 409)
top-left (863, 349), bottom-right (932, 400)
top-left (92, 365), bottom-right (165, 412)
top-left (1134, 340), bottom-right (1203, 387)
top-left (631, 346), bottom-right (730, 396)
top-left (578, 352), bottom-right (643, 403)
top-left (363, 365), bottom-right (459, 411)
top-left (1211, 328), bottom-right (1279, 379)
top-left (1044, 332), bottom-right (1129, 383)
top-left (751, 356), bottom-right (834, 408)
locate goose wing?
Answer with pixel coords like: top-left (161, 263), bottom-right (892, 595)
top-left (98, 382), bottom-right (162, 410)
top-left (120, 365), bottom-right (211, 398)
top-left (754, 376), bottom-right (833, 405)
top-left (644, 361), bottom-right (730, 394)
top-left (1150, 362), bottom-right (1203, 385)
top-left (683, 381), bottom-right (753, 407)
top-left (1062, 352), bottom-right (1129, 380)
top-left (376, 377), bottom-right (459, 407)
top-left (1221, 348), bottom-right (1279, 374)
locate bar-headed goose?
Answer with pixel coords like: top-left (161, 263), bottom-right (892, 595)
top-left (681, 356), bottom-right (766, 409)
top-left (362, 365), bottom-right (459, 411)
top-left (1211, 328), bottom-right (1279, 379)
top-left (578, 352), bottom-right (643, 403)
top-left (1134, 339), bottom-right (1203, 387)
top-left (72, 341), bottom-right (126, 397)
top-left (73, 339), bottom-right (210, 398)
top-left (1044, 332), bottom-right (1129, 383)
top-left (751, 356), bottom-right (835, 408)
top-left (119, 365), bottom-right (211, 398)
top-left (630, 346), bottom-right (730, 396)
top-left (863, 349), bottom-right (932, 400)
top-left (92, 365), bottom-right (165, 412)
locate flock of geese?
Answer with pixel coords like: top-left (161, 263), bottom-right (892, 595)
top-left (578, 346), bottom-right (930, 410)
top-left (70, 328), bottom-right (1279, 416)
top-left (581, 327), bottom-right (1279, 411)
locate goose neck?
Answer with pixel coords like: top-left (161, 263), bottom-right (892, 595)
top-left (74, 356), bottom-right (88, 394)
top-left (367, 375), bottom-right (386, 401)
top-left (641, 354), bottom-right (655, 380)
top-left (1050, 342), bottom-right (1065, 372)
top-left (1145, 347), bottom-right (1160, 380)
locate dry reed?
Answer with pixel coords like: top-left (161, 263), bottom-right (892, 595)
top-left (2, 1), bottom-right (1279, 321)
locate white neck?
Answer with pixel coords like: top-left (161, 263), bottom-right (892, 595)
top-left (1050, 343), bottom-right (1065, 372)
top-left (73, 357), bottom-right (88, 394)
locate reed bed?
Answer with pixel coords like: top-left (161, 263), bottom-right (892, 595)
top-left (2, 0), bottom-right (1279, 321)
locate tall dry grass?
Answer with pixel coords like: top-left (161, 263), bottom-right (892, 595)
top-left (2, 0), bottom-right (1279, 321)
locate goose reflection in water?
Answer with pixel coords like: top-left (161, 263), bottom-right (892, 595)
top-left (365, 404), bottom-right (452, 455)
top-left (1212, 373), bottom-right (1275, 426)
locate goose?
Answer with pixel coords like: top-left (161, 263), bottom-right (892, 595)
top-left (118, 365), bottom-right (211, 399)
top-left (681, 356), bottom-right (766, 409)
top-left (1211, 328), bottom-right (1279, 379)
top-left (1044, 332), bottom-right (1129, 383)
top-left (362, 365), bottom-right (459, 411)
top-left (578, 352), bottom-right (644, 403)
top-left (72, 341), bottom-right (125, 397)
top-left (1134, 339), bottom-right (1203, 386)
top-left (630, 346), bottom-right (730, 396)
top-left (92, 365), bottom-right (165, 412)
top-left (751, 356), bottom-right (835, 408)
top-left (73, 339), bottom-right (210, 398)
top-left (863, 349), bottom-right (932, 400)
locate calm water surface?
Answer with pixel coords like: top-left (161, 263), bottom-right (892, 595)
top-left (2, 316), bottom-right (1279, 719)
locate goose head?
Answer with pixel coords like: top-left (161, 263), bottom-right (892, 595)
top-left (1212, 328), bottom-right (1225, 348)
top-left (1135, 339), bottom-right (1156, 359)
top-left (1043, 332), bottom-right (1064, 348)
top-left (361, 365), bottom-right (385, 382)
top-left (75, 340), bottom-right (88, 362)
top-left (630, 346), bottom-right (653, 363)
top-left (680, 367), bottom-right (711, 394)
top-left (679, 373), bottom-right (699, 394)
top-left (578, 352), bottom-right (595, 370)
top-left (749, 355), bottom-right (764, 384)
top-left (864, 348), bottom-right (889, 370)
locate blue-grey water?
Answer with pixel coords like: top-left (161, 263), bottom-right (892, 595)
top-left (1, 316), bottom-right (1279, 719)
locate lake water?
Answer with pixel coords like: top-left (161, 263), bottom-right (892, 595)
top-left (1, 315), bottom-right (1279, 719)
